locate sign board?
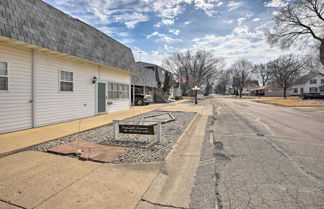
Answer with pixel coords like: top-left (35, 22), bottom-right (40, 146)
top-left (119, 124), bottom-right (155, 135)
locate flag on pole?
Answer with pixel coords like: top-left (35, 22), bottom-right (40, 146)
top-left (176, 76), bottom-right (186, 83)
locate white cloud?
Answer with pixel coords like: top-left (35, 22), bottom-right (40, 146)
top-left (227, 1), bottom-right (244, 11)
top-left (272, 11), bottom-right (279, 16)
top-left (169, 29), bottom-right (181, 35)
top-left (191, 25), bottom-right (289, 65)
top-left (113, 12), bottom-right (149, 29)
top-left (161, 19), bottom-right (175, 25)
top-left (146, 31), bottom-right (182, 43)
top-left (184, 21), bottom-right (192, 25)
top-left (147, 31), bottom-right (160, 39)
top-left (194, 0), bottom-right (223, 16)
top-left (252, 18), bottom-right (261, 22)
top-left (237, 17), bottom-right (245, 25)
top-left (236, 12), bottom-right (253, 25)
top-left (264, 0), bottom-right (288, 8)
top-left (224, 19), bottom-right (234, 24)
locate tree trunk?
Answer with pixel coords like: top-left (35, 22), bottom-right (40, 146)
top-left (239, 88), bottom-right (243, 98)
top-left (283, 86), bottom-right (287, 98)
top-left (320, 40), bottom-right (324, 67)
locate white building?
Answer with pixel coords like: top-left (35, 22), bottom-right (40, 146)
top-left (289, 73), bottom-right (324, 96)
top-left (242, 80), bottom-right (260, 96)
top-left (0, 0), bottom-right (136, 134)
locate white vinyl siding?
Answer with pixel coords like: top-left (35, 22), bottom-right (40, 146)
top-left (289, 74), bottom-right (324, 95)
top-left (0, 42), bottom-right (131, 133)
top-left (99, 67), bottom-right (130, 113)
top-left (34, 52), bottom-right (97, 126)
top-left (0, 44), bottom-right (32, 133)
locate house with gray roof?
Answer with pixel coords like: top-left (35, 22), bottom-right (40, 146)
top-left (289, 73), bottom-right (324, 96)
top-left (0, 0), bottom-right (138, 133)
top-left (132, 62), bottom-right (174, 103)
top-left (250, 85), bottom-right (286, 97)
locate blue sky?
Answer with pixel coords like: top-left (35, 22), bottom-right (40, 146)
top-left (43, 0), bottom-right (293, 66)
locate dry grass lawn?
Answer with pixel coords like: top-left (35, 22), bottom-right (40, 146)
top-left (256, 100), bottom-right (323, 107)
top-left (245, 96), bottom-right (299, 100)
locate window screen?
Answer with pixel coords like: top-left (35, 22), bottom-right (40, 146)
top-left (60, 71), bottom-right (73, 91)
top-left (0, 61), bottom-right (8, 90)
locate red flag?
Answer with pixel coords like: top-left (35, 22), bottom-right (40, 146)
top-left (177, 76), bottom-right (186, 83)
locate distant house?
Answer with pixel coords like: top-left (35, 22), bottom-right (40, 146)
top-left (242, 80), bottom-right (260, 96)
top-left (250, 85), bottom-right (286, 97)
top-left (132, 62), bottom-right (174, 103)
top-left (0, 0), bottom-right (136, 134)
top-left (289, 73), bottom-right (324, 96)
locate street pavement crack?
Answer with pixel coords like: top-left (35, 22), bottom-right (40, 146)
top-left (141, 198), bottom-right (190, 209)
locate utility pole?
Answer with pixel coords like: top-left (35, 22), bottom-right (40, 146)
top-left (138, 51), bottom-right (142, 62)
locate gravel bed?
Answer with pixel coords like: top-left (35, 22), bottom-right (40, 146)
top-left (30, 111), bottom-right (196, 163)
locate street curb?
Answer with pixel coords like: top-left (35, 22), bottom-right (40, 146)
top-left (136, 111), bottom-right (203, 208)
top-left (160, 112), bottom-right (202, 172)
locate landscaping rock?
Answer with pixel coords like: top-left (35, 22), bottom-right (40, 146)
top-left (30, 111), bottom-right (196, 163)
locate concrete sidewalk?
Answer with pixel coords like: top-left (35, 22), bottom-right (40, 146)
top-left (0, 100), bottom-right (209, 209)
top-left (0, 151), bottom-right (161, 209)
top-left (0, 101), bottom-right (197, 155)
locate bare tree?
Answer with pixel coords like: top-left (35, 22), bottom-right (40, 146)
top-left (217, 70), bottom-right (231, 94)
top-left (303, 53), bottom-right (324, 73)
top-left (253, 63), bottom-right (271, 86)
top-left (266, 0), bottom-right (324, 65)
top-left (163, 50), bottom-right (222, 95)
top-left (267, 54), bottom-right (304, 98)
top-left (230, 60), bottom-right (253, 97)
top-left (204, 57), bottom-right (225, 95)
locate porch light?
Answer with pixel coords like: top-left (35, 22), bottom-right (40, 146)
top-left (92, 76), bottom-right (98, 84)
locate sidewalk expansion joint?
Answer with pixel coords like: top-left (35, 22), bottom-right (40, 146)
top-left (31, 165), bottom-right (103, 209)
top-left (0, 199), bottom-right (26, 209)
top-left (141, 199), bottom-right (190, 209)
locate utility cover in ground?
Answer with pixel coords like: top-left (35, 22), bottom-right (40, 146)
top-left (48, 140), bottom-right (127, 163)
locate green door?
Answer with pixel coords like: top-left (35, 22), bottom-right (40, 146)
top-left (98, 82), bottom-right (106, 113)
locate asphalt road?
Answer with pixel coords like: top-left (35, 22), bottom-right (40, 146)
top-left (190, 97), bottom-right (324, 209)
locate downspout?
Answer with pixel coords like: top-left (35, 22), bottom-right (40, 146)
top-left (32, 49), bottom-right (36, 127)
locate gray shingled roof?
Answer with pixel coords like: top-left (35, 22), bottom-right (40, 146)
top-left (131, 63), bottom-right (158, 88)
top-left (251, 85), bottom-right (282, 91)
top-left (0, 0), bottom-right (137, 72)
top-left (293, 73), bottom-right (324, 85)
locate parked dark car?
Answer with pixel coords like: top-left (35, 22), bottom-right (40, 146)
top-left (300, 93), bottom-right (324, 100)
top-left (131, 92), bottom-right (153, 105)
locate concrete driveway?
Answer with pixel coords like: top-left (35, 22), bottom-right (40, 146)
top-left (0, 151), bottom-right (160, 209)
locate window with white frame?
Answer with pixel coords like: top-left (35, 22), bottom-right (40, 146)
top-left (309, 87), bottom-right (317, 93)
top-left (108, 83), bottom-right (129, 99)
top-left (321, 79), bottom-right (324, 84)
top-left (310, 79), bottom-right (317, 84)
top-left (0, 61), bottom-right (8, 91)
top-left (293, 88), bottom-right (298, 93)
top-left (60, 71), bottom-right (73, 92)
